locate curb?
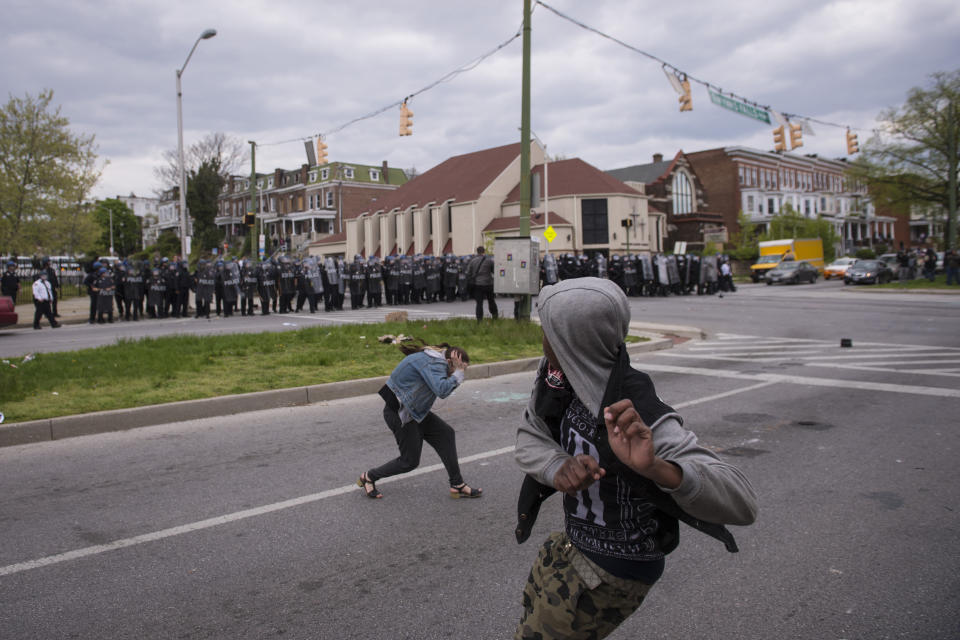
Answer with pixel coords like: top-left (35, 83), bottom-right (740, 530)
top-left (0, 336), bottom-right (674, 448)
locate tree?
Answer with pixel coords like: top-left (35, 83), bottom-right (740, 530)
top-left (727, 211), bottom-right (759, 261)
top-left (0, 89), bottom-right (103, 255)
top-left (851, 69), bottom-right (960, 249)
top-left (186, 159), bottom-right (225, 256)
top-left (153, 131), bottom-right (247, 192)
top-left (90, 199), bottom-right (141, 257)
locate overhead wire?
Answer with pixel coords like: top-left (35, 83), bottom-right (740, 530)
top-left (535, 0), bottom-right (865, 133)
top-left (256, 20), bottom-right (525, 148)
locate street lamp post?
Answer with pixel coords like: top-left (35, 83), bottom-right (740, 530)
top-left (176, 28), bottom-right (217, 259)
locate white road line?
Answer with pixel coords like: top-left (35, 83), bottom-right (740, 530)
top-left (672, 381), bottom-right (778, 409)
top-left (639, 362), bottom-right (960, 398)
top-left (0, 376), bottom-right (780, 579)
top-left (803, 362), bottom-right (960, 378)
top-left (0, 445), bottom-right (514, 578)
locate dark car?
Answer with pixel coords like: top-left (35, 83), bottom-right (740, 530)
top-left (844, 259), bottom-right (893, 285)
top-left (765, 260), bottom-right (819, 285)
top-left (0, 296), bottom-right (17, 328)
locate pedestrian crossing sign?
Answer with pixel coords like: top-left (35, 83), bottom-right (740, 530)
top-left (544, 226), bottom-right (557, 243)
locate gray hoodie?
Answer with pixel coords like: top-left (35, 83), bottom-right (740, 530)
top-left (515, 277), bottom-right (757, 527)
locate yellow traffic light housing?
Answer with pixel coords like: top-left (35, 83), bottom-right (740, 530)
top-left (317, 137), bottom-right (328, 165)
top-left (846, 129), bottom-right (859, 155)
top-left (772, 126), bottom-right (786, 151)
top-left (399, 101), bottom-right (413, 136)
top-left (789, 122), bottom-right (803, 150)
top-left (678, 79), bottom-right (692, 112)
top-left (243, 212), bottom-right (255, 227)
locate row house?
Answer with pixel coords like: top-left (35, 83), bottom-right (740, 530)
top-left (608, 152), bottom-right (721, 251)
top-left (140, 187), bottom-right (184, 249)
top-left (308, 142), bottom-right (665, 260)
top-left (217, 161), bottom-right (407, 253)
top-left (686, 147), bottom-right (899, 253)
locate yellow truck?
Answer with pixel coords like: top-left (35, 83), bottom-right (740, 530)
top-left (750, 238), bottom-right (824, 282)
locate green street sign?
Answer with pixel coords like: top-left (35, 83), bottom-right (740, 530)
top-left (709, 89), bottom-right (771, 124)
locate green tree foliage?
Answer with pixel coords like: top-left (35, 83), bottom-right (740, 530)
top-left (186, 159), bottom-right (224, 256)
top-left (728, 211), bottom-right (759, 261)
top-left (0, 89), bottom-right (102, 255)
top-left (90, 199), bottom-right (141, 257)
top-left (850, 69), bottom-right (960, 249)
top-left (760, 203), bottom-right (839, 262)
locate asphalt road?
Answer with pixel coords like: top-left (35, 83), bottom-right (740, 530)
top-left (1, 282), bottom-right (959, 639)
top-left (2, 278), bottom-right (959, 358)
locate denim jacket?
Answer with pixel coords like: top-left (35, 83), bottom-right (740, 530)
top-left (385, 350), bottom-right (464, 423)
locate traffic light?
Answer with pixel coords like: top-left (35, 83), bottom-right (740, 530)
top-left (317, 137), bottom-right (328, 165)
top-left (772, 126), bottom-right (786, 151)
top-left (846, 129), bottom-right (859, 155)
top-left (621, 218), bottom-right (633, 228)
top-left (789, 122), bottom-right (803, 150)
top-left (678, 78), bottom-right (692, 112)
top-left (399, 101), bottom-right (413, 136)
top-left (243, 212), bottom-right (255, 226)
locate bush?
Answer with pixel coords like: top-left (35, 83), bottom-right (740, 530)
top-left (855, 248), bottom-right (877, 260)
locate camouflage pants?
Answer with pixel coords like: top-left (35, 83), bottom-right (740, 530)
top-left (514, 532), bottom-right (652, 640)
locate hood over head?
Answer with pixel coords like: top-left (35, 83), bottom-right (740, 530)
top-left (537, 277), bottom-right (630, 417)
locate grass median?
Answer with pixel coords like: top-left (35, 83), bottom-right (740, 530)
top-left (0, 318), bottom-right (645, 424)
top-left (873, 274), bottom-right (958, 290)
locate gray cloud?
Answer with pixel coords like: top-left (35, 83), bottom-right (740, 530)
top-left (2, 0), bottom-right (958, 200)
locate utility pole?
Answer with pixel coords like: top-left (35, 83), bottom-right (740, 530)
top-left (517, 0), bottom-right (532, 320)
top-left (248, 141), bottom-right (257, 257)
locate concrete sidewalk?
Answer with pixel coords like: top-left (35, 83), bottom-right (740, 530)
top-left (14, 295), bottom-right (97, 329)
top-left (0, 334), bottom-right (674, 448)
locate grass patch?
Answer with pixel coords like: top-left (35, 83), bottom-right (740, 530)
top-left (0, 319), bottom-right (646, 423)
top-left (873, 274), bottom-right (959, 290)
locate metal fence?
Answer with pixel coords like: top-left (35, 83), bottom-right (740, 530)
top-left (9, 273), bottom-right (86, 306)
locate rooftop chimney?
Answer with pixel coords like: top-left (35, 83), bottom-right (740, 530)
top-left (653, 153), bottom-right (663, 163)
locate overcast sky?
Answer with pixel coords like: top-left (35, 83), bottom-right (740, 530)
top-left (3, 0), bottom-right (959, 201)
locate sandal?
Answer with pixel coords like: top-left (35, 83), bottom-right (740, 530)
top-left (357, 472), bottom-right (382, 499)
top-left (450, 483), bottom-right (482, 499)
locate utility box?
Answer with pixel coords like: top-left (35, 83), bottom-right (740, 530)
top-left (493, 236), bottom-right (540, 295)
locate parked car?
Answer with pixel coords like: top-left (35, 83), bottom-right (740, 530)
top-left (765, 260), bottom-right (819, 285)
top-left (844, 259), bottom-right (894, 285)
top-left (878, 253), bottom-right (899, 268)
top-left (0, 296), bottom-right (17, 328)
top-left (824, 257), bottom-right (858, 280)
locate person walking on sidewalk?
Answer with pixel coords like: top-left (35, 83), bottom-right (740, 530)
top-left (357, 340), bottom-right (482, 501)
top-left (32, 272), bottom-right (61, 330)
top-left (466, 246), bottom-right (498, 321)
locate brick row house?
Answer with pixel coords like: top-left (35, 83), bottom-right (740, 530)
top-left (685, 147), bottom-right (899, 254)
top-left (217, 161), bottom-right (407, 254)
top-left (307, 142), bottom-right (666, 259)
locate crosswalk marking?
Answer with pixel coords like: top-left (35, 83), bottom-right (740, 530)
top-left (658, 332), bottom-right (960, 378)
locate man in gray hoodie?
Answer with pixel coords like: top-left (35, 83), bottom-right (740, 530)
top-left (514, 277), bottom-right (758, 639)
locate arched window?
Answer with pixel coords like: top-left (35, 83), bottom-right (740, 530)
top-left (672, 172), bottom-right (694, 215)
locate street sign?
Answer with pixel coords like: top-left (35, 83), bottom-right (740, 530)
top-left (708, 89), bottom-right (771, 124)
top-left (544, 225), bottom-right (557, 243)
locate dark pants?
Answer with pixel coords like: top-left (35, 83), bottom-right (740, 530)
top-left (242, 293), bottom-right (256, 315)
top-left (368, 402), bottom-right (464, 487)
top-left (33, 300), bottom-right (57, 328)
top-left (473, 284), bottom-right (499, 320)
top-left (88, 293), bottom-right (97, 322)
